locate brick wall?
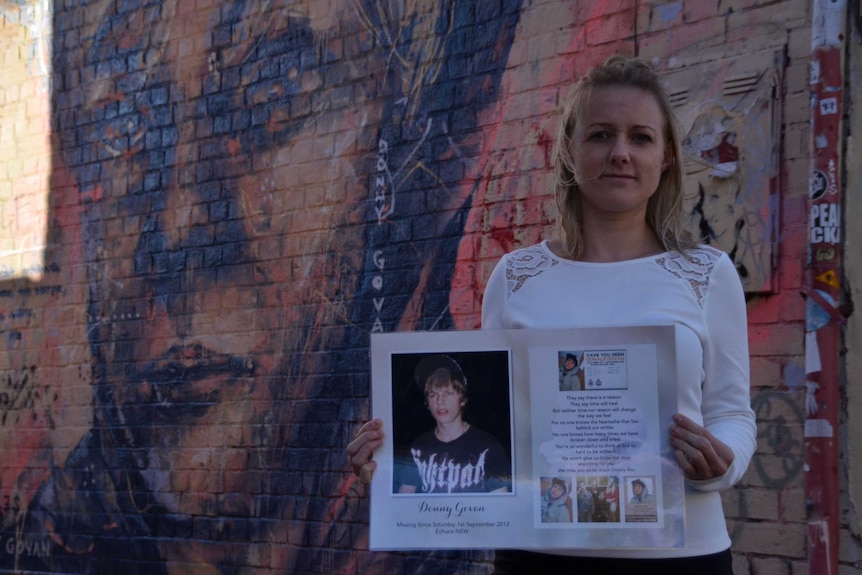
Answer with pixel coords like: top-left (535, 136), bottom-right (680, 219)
top-left (0, 0), bottom-right (856, 573)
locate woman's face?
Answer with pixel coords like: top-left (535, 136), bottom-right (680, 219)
top-left (571, 86), bottom-right (669, 223)
top-left (550, 483), bottom-right (564, 499)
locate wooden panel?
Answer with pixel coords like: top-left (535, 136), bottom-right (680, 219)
top-left (664, 51), bottom-right (783, 293)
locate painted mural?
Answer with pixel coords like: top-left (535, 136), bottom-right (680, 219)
top-left (0, 1), bottom-right (794, 574)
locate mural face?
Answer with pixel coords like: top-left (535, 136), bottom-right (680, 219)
top-left (4, 0), bottom-right (522, 573)
top-left (17, 1), bottom-right (386, 571)
top-left (88, 0), bottom-right (374, 483)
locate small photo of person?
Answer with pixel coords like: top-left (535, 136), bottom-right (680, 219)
top-left (575, 480), bottom-right (596, 523)
top-left (624, 476), bottom-right (658, 523)
top-left (628, 477), bottom-right (654, 504)
top-left (601, 476), bottom-right (621, 523)
top-left (540, 477), bottom-right (573, 523)
top-left (558, 351), bottom-right (585, 391)
top-left (391, 352), bottom-right (512, 495)
top-left (574, 475), bottom-right (621, 523)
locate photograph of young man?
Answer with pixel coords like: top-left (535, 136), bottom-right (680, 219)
top-left (628, 478), bottom-right (654, 504)
top-left (396, 354), bottom-right (511, 494)
top-left (541, 477), bottom-right (573, 523)
top-left (559, 352), bottom-right (584, 391)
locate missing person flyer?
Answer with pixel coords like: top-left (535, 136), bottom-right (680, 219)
top-left (368, 325), bottom-right (685, 550)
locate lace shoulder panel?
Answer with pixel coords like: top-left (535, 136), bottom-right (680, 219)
top-left (505, 244), bottom-right (559, 295)
top-left (655, 246), bottom-right (723, 307)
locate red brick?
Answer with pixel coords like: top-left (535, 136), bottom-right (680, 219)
top-left (749, 324), bottom-right (804, 356)
top-left (778, 288), bottom-right (806, 322)
top-left (747, 294), bottom-right (781, 324)
top-left (684, 0), bottom-right (718, 23)
top-left (585, 13), bottom-right (631, 46)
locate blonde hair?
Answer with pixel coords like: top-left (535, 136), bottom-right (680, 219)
top-left (552, 56), bottom-right (695, 258)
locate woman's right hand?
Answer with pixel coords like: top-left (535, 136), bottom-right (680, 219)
top-left (347, 418), bottom-right (384, 484)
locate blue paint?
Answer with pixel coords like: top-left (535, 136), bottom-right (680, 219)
top-left (659, 1), bottom-right (683, 22)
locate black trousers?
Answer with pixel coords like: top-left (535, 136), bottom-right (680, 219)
top-left (493, 548), bottom-right (733, 575)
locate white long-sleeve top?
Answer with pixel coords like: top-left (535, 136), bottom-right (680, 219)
top-left (482, 241), bottom-right (756, 558)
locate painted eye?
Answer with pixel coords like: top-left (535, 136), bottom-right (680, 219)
top-left (92, 88), bottom-right (168, 161)
top-left (233, 18), bottom-right (320, 151)
top-left (97, 107), bottom-right (148, 159)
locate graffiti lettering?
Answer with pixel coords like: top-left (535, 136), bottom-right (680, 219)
top-left (11, 309), bottom-right (33, 320)
top-left (370, 139), bottom-right (391, 333)
top-left (1, 535), bottom-right (51, 559)
top-left (373, 250), bottom-right (385, 271)
top-left (815, 246), bottom-right (836, 262)
top-left (827, 158), bottom-right (838, 196)
top-left (0, 308), bottom-right (35, 322)
top-left (33, 285), bottom-right (63, 296)
top-left (373, 139), bottom-right (392, 225)
top-left (372, 248), bottom-right (385, 333)
top-left (809, 203), bottom-right (840, 243)
top-left (2, 262), bottom-right (61, 280)
top-left (0, 366), bottom-right (39, 426)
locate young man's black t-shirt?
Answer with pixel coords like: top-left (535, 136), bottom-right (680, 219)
top-left (399, 426), bottom-right (511, 494)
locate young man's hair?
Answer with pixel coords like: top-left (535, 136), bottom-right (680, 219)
top-left (414, 355), bottom-right (469, 403)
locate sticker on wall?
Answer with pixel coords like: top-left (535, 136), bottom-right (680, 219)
top-left (819, 97), bottom-right (838, 115)
top-left (805, 289), bottom-right (836, 331)
top-left (814, 269), bottom-right (839, 289)
top-left (809, 202), bottom-right (840, 244)
top-left (805, 332), bottom-right (822, 374)
top-left (809, 170), bottom-right (828, 199)
top-left (812, 0), bottom-right (846, 47)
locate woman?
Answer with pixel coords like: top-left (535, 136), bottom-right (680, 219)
top-left (603, 476), bottom-right (620, 522)
top-left (349, 56), bottom-right (756, 574)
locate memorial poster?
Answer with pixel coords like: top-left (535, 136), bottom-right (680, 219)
top-left (368, 326), bottom-right (684, 550)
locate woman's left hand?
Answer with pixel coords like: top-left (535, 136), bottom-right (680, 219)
top-left (670, 413), bottom-right (735, 481)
